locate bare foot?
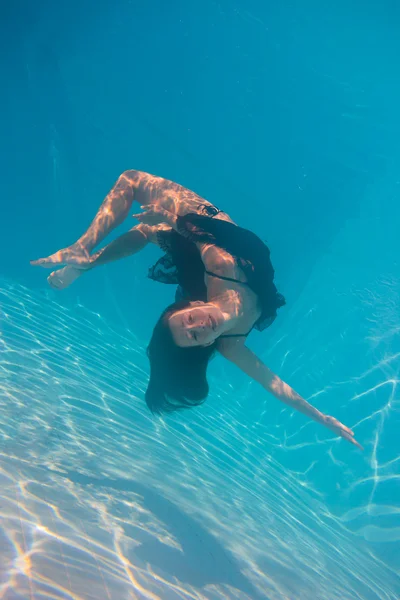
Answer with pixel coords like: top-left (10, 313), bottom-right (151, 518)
top-left (30, 243), bottom-right (91, 269)
top-left (47, 266), bottom-right (85, 290)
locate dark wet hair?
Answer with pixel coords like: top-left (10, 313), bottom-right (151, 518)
top-left (145, 299), bottom-right (217, 414)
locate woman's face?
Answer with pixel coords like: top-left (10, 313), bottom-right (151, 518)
top-left (168, 302), bottom-right (223, 347)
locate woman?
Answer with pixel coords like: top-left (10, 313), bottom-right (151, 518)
top-left (31, 170), bottom-right (362, 449)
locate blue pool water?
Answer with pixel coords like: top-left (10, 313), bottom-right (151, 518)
top-left (1, 1), bottom-right (399, 598)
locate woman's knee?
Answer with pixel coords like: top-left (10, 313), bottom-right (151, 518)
top-left (121, 169), bottom-right (142, 187)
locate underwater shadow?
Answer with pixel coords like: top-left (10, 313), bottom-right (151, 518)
top-left (63, 470), bottom-right (267, 599)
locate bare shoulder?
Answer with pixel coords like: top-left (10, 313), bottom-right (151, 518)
top-left (201, 244), bottom-right (236, 269)
top-left (195, 213), bottom-right (238, 271)
top-left (200, 242), bottom-right (249, 284)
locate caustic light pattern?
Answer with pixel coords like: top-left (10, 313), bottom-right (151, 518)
top-left (0, 280), bottom-right (399, 599)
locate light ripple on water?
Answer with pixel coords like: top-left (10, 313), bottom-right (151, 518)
top-left (0, 280), bottom-right (398, 599)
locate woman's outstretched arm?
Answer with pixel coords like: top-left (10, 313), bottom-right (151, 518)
top-left (218, 342), bottom-right (363, 450)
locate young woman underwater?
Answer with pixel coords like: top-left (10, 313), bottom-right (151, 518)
top-left (31, 170), bottom-right (363, 449)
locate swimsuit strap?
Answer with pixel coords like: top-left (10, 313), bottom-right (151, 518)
top-left (205, 270), bottom-right (250, 286)
top-left (205, 270), bottom-right (252, 338)
top-left (219, 332), bottom-right (251, 339)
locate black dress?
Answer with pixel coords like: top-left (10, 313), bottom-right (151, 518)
top-left (148, 208), bottom-right (286, 332)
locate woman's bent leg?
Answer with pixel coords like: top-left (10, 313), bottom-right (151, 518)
top-left (31, 170), bottom-right (141, 268)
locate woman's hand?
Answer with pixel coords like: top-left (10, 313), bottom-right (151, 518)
top-left (323, 415), bottom-right (363, 450)
top-left (133, 205), bottom-right (172, 226)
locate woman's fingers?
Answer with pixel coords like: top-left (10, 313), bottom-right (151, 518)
top-left (342, 431), bottom-right (364, 450)
top-left (324, 415), bottom-right (363, 450)
top-left (132, 207), bottom-right (164, 225)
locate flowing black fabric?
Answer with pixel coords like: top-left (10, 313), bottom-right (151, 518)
top-left (148, 213), bottom-right (286, 331)
top-left (148, 228), bottom-right (208, 300)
